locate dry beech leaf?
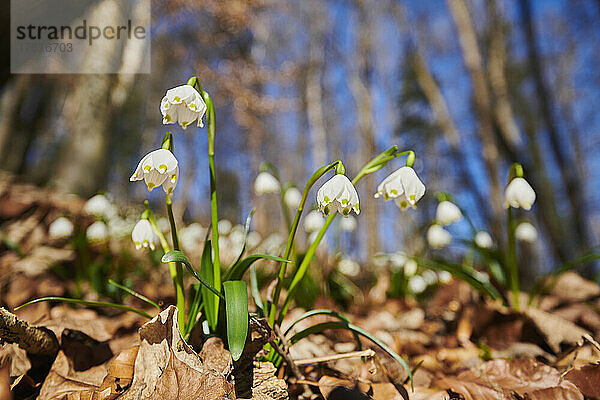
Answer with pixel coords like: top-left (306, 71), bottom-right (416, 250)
top-left (438, 359), bottom-right (583, 400)
top-left (37, 351), bottom-right (107, 400)
top-left (371, 382), bottom-right (408, 400)
top-left (317, 376), bottom-right (369, 400)
top-left (402, 386), bottom-right (449, 400)
top-left (97, 345), bottom-right (139, 400)
top-left (0, 360), bottom-right (12, 400)
top-left (550, 272), bottom-right (600, 302)
top-left (119, 306), bottom-right (235, 400)
top-left (564, 363), bottom-right (600, 398)
top-left (524, 307), bottom-right (590, 354)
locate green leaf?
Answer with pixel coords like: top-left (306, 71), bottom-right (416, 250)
top-left (223, 280), bottom-right (249, 361)
top-left (184, 283), bottom-right (202, 336)
top-left (161, 249), bottom-right (224, 301)
top-left (108, 279), bottom-right (161, 310)
top-left (415, 256), bottom-right (503, 301)
top-left (288, 320), bottom-right (412, 388)
top-left (250, 265), bottom-right (264, 317)
top-left (15, 297), bottom-right (153, 319)
top-left (223, 254), bottom-right (290, 282)
top-left (284, 309), bottom-right (362, 350)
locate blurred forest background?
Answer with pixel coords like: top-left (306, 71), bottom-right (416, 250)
top-left (1, 0), bottom-right (599, 280)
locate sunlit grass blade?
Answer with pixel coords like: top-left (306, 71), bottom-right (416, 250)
top-left (184, 283), bottom-right (202, 336)
top-left (223, 254), bottom-right (290, 282)
top-left (288, 320), bottom-right (412, 388)
top-left (15, 297), bottom-right (153, 319)
top-left (224, 280), bottom-right (249, 361)
top-left (250, 265), bottom-right (264, 317)
top-left (283, 309), bottom-right (362, 350)
top-left (415, 256), bottom-right (503, 301)
top-left (108, 279), bottom-right (161, 310)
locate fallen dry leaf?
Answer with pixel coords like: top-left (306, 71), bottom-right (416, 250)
top-left (119, 306), bottom-right (235, 400)
top-left (564, 362), bottom-right (600, 398)
top-left (550, 272), bottom-right (600, 302)
top-left (524, 307), bottom-right (590, 353)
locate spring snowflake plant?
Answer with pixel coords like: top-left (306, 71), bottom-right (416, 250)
top-left (416, 163), bottom-right (600, 312)
top-left (17, 78), bottom-right (425, 382)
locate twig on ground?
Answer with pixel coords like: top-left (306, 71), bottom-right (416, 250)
top-left (0, 308), bottom-right (58, 357)
top-left (294, 349), bottom-right (376, 366)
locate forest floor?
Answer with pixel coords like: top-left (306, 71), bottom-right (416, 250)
top-left (1, 172), bottom-right (599, 400)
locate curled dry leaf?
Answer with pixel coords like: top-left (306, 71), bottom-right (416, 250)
top-left (437, 359), bottom-right (583, 400)
top-left (524, 307), bottom-right (590, 354)
top-left (119, 306), bottom-right (235, 400)
top-left (564, 363), bottom-right (600, 398)
top-left (550, 272), bottom-right (600, 302)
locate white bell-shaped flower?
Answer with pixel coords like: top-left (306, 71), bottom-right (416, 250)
top-left (408, 275), bottom-right (427, 294)
top-left (338, 257), bottom-right (360, 277)
top-left (504, 177), bottom-right (536, 210)
top-left (438, 271), bottom-right (453, 284)
top-left (303, 210), bottom-right (324, 233)
top-left (160, 85), bottom-right (207, 129)
top-left (422, 270), bottom-right (438, 286)
top-left (130, 149), bottom-right (179, 196)
top-left (436, 201), bottom-right (462, 226)
top-left (404, 259), bottom-right (418, 277)
top-left (374, 166), bottom-right (425, 210)
top-left (84, 194), bottom-right (118, 219)
top-left (339, 214), bottom-right (357, 232)
top-left (427, 224), bottom-right (452, 249)
top-left (316, 174), bottom-right (360, 217)
top-left (515, 222), bottom-right (537, 243)
top-left (49, 217), bottom-right (74, 239)
top-left (284, 187), bottom-right (302, 209)
top-left (131, 219), bottom-right (158, 250)
top-left (475, 231), bottom-right (493, 249)
top-left (87, 221), bottom-right (109, 242)
top-left (254, 172), bottom-right (280, 195)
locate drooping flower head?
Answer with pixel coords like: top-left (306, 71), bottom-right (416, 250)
top-left (303, 210), bottom-right (324, 233)
top-left (130, 149), bottom-right (179, 196)
top-left (504, 177), bottom-right (536, 210)
top-left (316, 174), bottom-right (360, 218)
top-left (374, 166), bottom-right (425, 210)
top-left (474, 231), bottom-right (493, 249)
top-left (161, 85), bottom-right (207, 129)
top-left (339, 214), bottom-right (357, 232)
top-left (87, 221), bottom-right (109, 242)
top-left (515, 222), bottom-right (537, 243)
top-left (427, 224), bottom-right (452, 249)
top-left (84, 194), bottom-right (118, 219)
top-left (131, 219), bottom-right (158, 250)
top-left (436, 201), bottom-right (462, 226)
top-left (49, 217), bottom-right (74, 239)
top-left (284, 187), bottom-right (302, 209)
top-left (254, 172), bottom-right (280, 195)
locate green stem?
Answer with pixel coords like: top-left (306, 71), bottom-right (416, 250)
top-left (268, 160), bottom-right (343, 326)
top-left (166, 195), bottom-right (186, 328)
top-left (507, 207), bottom-right (520, 311)
top-left (276, 150), bottom-right (408, 326)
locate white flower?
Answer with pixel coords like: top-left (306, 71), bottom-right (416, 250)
top-left (338, 258), bottom-right (360, 277)
top-left (339, 215), bottom-right (357, 232)
top-left (108, 217), bottom-right (133, 238)
top-left (131, 219), bottom-right (158, 250)
top-left (438, 271), bottom-right (453, 284)
top-left (436, 201), bottom-right (462, 226)
top-left (317, 174), bottom-right (360, 217)
top-left (422, 270), bottom-right (438, 285)
top-left (254, 172), bottom-right (280, 195)
top-left (374, 166), bottom-right (425, 210)
top-left (303, 210), bottom-right (324, 233)
top-left (475, 231), bottom-right (493, 249)
top-left (130, 149), bottom-right (179, 196)
top-left (408, 275), bottom-right (427, 294)
top-left (160, 85), bottom-right (207, 129)
top-left (247, 231), bottom-right (262, 249)
top-left (515, 222), bottom-right (537, 243)
top-left (49, 217), bottom-right (74, 239)
top-left (86, 221), bottom-right (109, 242)
top-left (218, 219), bottom-right (233, 236)
top-left (284, 187), bottom-right (302, 209)
top-left (390, 252), bottom-right (407, 269)
top-left (179, 223), bottom-right (206, 253)
top-left (84, 194), bottom-right (117, 219)
top-left (404, 259), bottom-right (418, 277)
top-left (427, 224), bottom-right (452, 249)
top-left (504, 177), bottom-right (536, 210)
